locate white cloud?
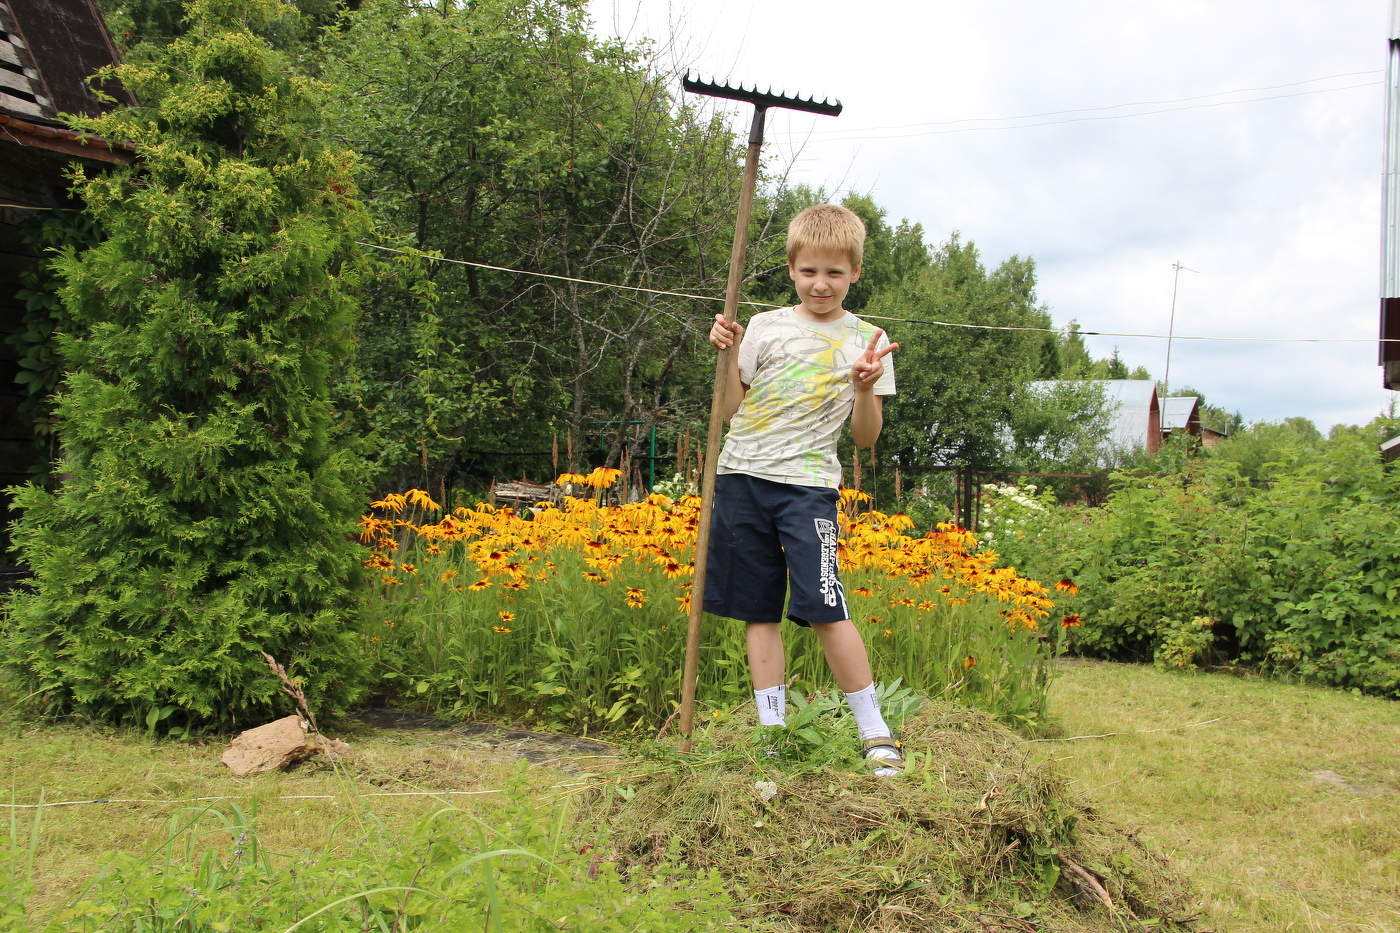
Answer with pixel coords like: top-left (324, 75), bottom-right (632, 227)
top-left (588, 0), bottom-right (1400, 427)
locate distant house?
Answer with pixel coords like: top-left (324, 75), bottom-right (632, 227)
top-left (1162, 395), bottom-right (1228, 449)
top-left (1161, 396), bottom-right (1200, 438)
top-left (1, 0), bottom-right (131, 585)
top-left (1027, 379), bottom-right (1162, 460)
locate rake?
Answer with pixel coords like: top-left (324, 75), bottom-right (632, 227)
top-left (677, 74), bottom-right (843, 752)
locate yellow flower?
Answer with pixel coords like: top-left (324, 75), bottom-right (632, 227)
top-left (498, 611), bottom-right (515, 623)
top-left (468, 579), bottom-right (491, 591)
top-left (852, 586), bottom-right (874, 597)
top-left (882, 629), bottom-right (893, 638)
top-left (405, 488), bottom-right (442, 512)
top-left (586, 467), bottom-right (623, 489)
top-left (492, 626), bottom-right (512, 634)
top-left (439, 569), bottom-right (459, 584)
top-left (400, 563), bottom-right (418, 575)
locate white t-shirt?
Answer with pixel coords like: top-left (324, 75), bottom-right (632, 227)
top-left (717, 307), bottom-right (896, 489)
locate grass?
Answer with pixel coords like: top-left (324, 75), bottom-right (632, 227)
top-left (0, 711), bottom-right (614, 925)
top-left (1033, 661), bottom-right (1400, 933)
top-left (3, 663), bottom-right (1395, 930)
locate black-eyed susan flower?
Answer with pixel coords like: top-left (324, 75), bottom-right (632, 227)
top-left (1055, 578), bottom-right (1079, 595)
top-left (498, 611), bottom-right (515, 623)
top-left (1061, 614), bottom-right (1082, 629)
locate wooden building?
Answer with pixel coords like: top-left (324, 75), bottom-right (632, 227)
top-left (0, 0), bottom-right (130, 584)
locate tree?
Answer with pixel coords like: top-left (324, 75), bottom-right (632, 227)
top-left (4, 0), bottom-right (372, 729)
top-left (873, 234), bottom-right (1052, 473)
top-left (315, 0), bottom-right (746, 489)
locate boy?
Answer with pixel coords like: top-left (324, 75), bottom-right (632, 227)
top-left (705, 203), bottom-right (903, 775)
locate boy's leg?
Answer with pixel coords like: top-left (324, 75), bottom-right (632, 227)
top-left (812, 620), bottom-right (892, 741)
top-left (703, 474), bottom-right (790, 730)
top-left (747, 622), bottom-right (786, 727)
top-left (770, 485), bottom-right (897, 760)
top-left (809, 618), bottom-right (872, 693)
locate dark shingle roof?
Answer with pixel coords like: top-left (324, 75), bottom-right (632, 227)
top-left (0, 0), bottom-right (130, 125)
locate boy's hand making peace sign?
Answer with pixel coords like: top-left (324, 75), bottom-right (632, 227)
top-left (851, 328), bottom-right (898, 391)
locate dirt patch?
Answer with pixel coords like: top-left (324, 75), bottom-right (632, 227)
top-left (352, 707), bottom-right (619, 772)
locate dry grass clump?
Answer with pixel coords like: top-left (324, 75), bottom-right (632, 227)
top-left (585, 700), bottom-right (1200, 932)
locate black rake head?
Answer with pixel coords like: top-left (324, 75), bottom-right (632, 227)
top-left (682, 72), bottom-right (842, 117)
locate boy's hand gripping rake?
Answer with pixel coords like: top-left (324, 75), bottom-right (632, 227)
top-left (677, 75), bottom-right (842, 752)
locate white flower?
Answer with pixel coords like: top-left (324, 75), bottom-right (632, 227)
top-left (753, 780), bottom-right (779, 802)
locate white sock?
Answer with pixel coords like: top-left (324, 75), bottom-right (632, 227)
top-left (754, 685), bottom-right (786, 727)
top-left (844, 683), bottom-right (891, 741)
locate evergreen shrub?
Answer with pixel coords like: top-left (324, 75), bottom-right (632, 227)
top-left (3, 0), bottom-right (372, 730)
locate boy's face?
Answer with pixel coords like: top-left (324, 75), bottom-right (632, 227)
top-left (788, 246), bottom-right (861, 320)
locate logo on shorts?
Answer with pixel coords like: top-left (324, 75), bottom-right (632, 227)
top-left (813, 517), bottom-right (839, 607)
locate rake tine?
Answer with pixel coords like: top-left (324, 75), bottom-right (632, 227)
top-left (682, 71), bottom-right (843, 116)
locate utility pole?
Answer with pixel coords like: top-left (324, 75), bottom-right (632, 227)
top-left (1163, 261), bottom-right (1198, 397)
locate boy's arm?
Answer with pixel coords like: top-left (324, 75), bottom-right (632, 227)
top-left (850, 329), bottom-right (898, 448)
top-left (850, 390), bottom-right (884, 448)
top-left (708, 314), bottom-right (748, 422)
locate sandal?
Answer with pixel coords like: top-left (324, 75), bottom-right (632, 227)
top-left (861, 736), bottom-right (904, 776)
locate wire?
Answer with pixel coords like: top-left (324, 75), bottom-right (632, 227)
top-left (805, 80), bottom-right (1384, 143)
top-left (359, 241), bottom-right (776, 309)
top-left (799, 69), bottom-right (1384, 137)
top-left (359, 242), bottom-right (1400, 344)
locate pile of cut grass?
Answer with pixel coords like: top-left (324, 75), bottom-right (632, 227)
top-left (585, 700), bottom-right (1200, 932)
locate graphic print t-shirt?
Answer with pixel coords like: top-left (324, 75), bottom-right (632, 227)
top-left (717, 307), bottom-right (895, 489)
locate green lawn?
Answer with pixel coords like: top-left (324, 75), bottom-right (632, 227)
top-left (1035, 661), bottom-right (1400, 933)
top-left (3, 663), bottom-right (1396, 931)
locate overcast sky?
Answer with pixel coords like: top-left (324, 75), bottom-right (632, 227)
top-left (587, 0), bottom-right (1400, 429)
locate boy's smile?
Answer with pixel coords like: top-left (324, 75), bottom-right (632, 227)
top-left (788, 246), bottom-right (861, 321)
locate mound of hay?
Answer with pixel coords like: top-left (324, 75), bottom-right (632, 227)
top-left (585, 701), bottom-right (1199, 932)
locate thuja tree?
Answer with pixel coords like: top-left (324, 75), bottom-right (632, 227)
top-left (3, 0), bottom-right (371, 730)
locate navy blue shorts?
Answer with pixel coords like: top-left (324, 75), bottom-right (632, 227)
top-left (702, 473), bottom-right (850, 626)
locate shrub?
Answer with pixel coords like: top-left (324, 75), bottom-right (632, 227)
top-left (977, 433), bottom-right (1400, 697)
top-left (2, 0), bottom-right (371, 730)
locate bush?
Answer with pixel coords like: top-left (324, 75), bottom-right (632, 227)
top-left (980, 430), bottom-right (1400, 697)
top-left (2, 0), bottom-right (371, 730)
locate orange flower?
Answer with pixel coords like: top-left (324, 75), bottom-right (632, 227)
top-left (1061, 614), bottom-right (1083, 629)
top-left (852, 587), bottom-right (874, 597)
top-left (467, 579), bottom-right (491, 591)
top-left (964, 656), bottom-right (977, 669)
top-left (1055, 578), bottom-right (1079, 595)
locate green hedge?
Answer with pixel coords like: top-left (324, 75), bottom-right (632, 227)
top-left (980, 431), bottom-right (1400, 696)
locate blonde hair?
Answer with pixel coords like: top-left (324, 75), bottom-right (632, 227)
top-left (786, 204), bottom-right (865, 267)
